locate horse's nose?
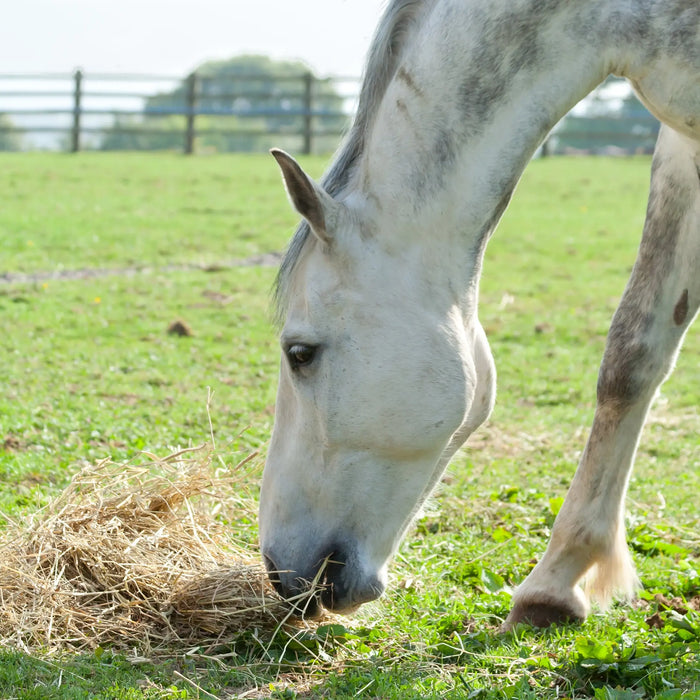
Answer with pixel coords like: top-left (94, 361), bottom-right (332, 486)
top-left (262, 544), bottom-right (383, 614)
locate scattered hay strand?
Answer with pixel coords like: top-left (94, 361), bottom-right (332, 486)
top-left (0, 446), bottom-right (297, 655)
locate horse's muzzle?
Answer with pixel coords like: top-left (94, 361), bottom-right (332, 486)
top-left (262, 545), bottom-right (384, 618)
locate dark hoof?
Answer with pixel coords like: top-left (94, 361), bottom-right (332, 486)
top-left (503, 600), bottom-right (585, 630)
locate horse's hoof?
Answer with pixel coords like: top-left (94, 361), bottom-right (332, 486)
top-left (502, 599), bottom-right (585, 631)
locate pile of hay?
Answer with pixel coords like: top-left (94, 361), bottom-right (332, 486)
top-left (0, 446), bottom-right (295, 654)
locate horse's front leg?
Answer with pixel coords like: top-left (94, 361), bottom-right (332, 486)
top-left (505, 125), bottom-right (700, 629)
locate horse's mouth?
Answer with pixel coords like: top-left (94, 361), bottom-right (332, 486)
top-left (289, 587), bottom-right (375, 619)
top-left (283, 588), bottom-right (362, 619)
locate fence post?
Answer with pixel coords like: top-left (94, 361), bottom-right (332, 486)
top-left (302, 72), bottom-right (313, 155)
top-left (71, 69), bottom-right (83, 153)
top-left (184, 72), bottom-right (198, 155)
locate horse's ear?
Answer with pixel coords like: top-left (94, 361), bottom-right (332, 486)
top-left (271, 148), bottom-right (336, 246)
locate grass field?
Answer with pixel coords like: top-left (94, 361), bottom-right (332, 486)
top-left (1, 152), bottom-right (699, 699)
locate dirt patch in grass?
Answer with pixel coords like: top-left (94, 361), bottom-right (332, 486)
top-left (2, 434), bottom-right (26, 452)
top-left (0, 252), bottom-right (282, 286)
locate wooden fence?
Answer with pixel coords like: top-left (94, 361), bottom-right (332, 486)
top-left (0, 69), bottom-right (358, 154)
top-left (0, 70), bottom-right (659, 155)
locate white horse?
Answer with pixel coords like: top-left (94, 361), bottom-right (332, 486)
top-left (259, 0), bottom-right (700, 625)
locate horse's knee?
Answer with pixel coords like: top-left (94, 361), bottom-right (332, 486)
top-left (596, 305), bottom-right (673, 409)
top-left (597, 337), bottom-right (648, 407)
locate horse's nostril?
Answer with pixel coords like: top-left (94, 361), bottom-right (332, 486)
top-left (320, 549), bottom-right (348, 608)
top-left (263, 554), bottom-right (284, 596)
top-left (263, 554), bottom-right (276, 573)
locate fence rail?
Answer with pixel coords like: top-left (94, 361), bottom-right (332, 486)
top-left (0, 69), bottom-right (659, 155)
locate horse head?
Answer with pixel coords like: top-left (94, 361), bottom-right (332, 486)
top-left (258, 150), bottom-right (495, 616)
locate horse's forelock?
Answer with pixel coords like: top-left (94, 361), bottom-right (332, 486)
top-left (273, 0), bottom-right (430, 324)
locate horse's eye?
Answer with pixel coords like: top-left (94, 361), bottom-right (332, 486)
top-left (285, 343), bottom-right (318, 371)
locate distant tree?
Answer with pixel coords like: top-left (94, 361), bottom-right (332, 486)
top-left (99, 55), bottom-right (348, 153)
top-left (0, 114), bottom-right (23, 151)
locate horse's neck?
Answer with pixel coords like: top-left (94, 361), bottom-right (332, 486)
top-left (356, 0), bottom-right (642, 255)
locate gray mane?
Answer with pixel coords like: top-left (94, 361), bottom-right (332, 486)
top-left (273, 0), bottom-right (429, 323)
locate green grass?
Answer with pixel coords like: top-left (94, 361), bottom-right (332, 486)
top-left (1, 153), bottom-right (699, 699)
top-left (0, 152), bottom-right (309, 273)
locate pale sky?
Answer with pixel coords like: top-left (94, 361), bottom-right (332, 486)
top-left (1, 0), bottom-right (387, 77)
